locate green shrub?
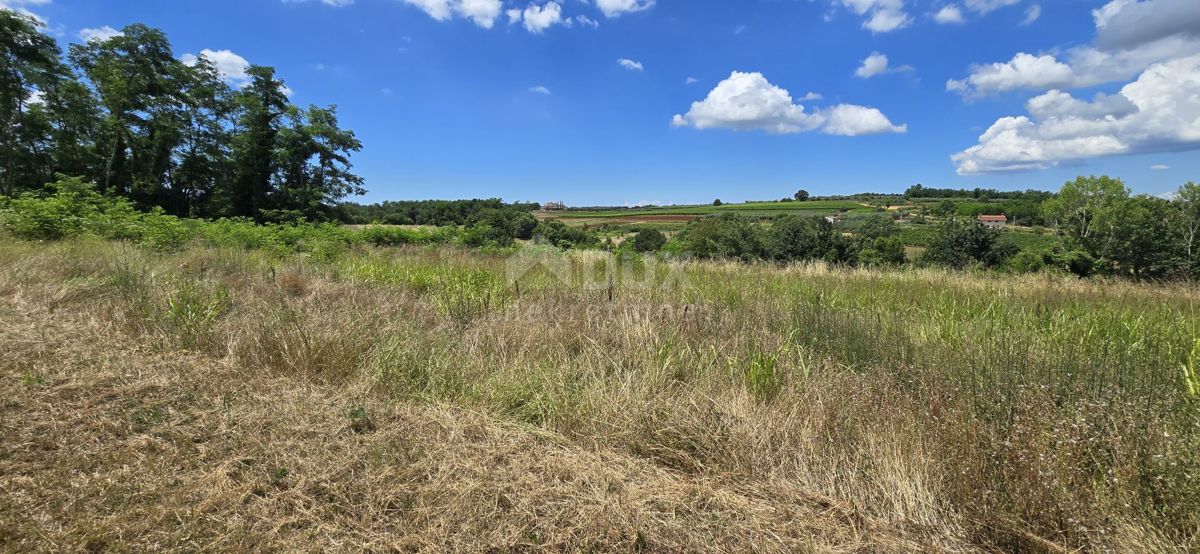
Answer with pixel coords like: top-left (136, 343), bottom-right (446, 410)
top-left (631, 228), bottom-right (667, 252)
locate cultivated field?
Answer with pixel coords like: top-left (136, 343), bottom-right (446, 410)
top-left (546, 200), bottom-right (869, 222)
top-left (2, 237), bottom-right (1198, 552)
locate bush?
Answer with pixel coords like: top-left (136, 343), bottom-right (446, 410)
top-left (0, 176), bottom-right (111, 240)
top-left (920, 218), bottom-right (1014, 269)
top-left (534, 221), bottom-right (600, 249)
top-left (679, 214), bottom-right (766, 261)
top-left (631, 228), bottom-right (667, 252)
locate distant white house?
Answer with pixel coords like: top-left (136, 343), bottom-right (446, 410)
top-left (977, 214), bottom-right (1008, 229)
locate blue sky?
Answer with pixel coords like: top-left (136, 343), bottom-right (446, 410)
top-left (10, 0), bottom-right (1200, 204)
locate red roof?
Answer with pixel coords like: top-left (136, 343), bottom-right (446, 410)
top-left (977, 215), bottom-right (1008, 222)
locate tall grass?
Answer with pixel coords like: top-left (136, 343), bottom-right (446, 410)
top-left (1, 233), bottom-right (1197, 551)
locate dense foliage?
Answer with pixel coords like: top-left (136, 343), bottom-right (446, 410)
top-left (0, 10), bottom-right (363, 222)
top-left (336, 198), bottom-right (540, 226)
top-left (905, 184), bottom-right (1055, 202)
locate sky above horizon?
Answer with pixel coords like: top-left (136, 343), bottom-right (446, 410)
top-left (6, 0), bottom-right (1199, 205)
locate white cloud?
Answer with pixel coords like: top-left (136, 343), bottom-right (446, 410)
top-left (617, 58), bottom-right (643, 71)
top-left (856, 52), bottom-right (890, 78)
top-left (78, 25), bottom-right (121, 43)
top-left (400, 0), bottom-right (502, 28)
top-left (934, 5), bottom-right (964, 24)
top-left (1151, 164), bottom-right (1170, 170)
top-left (507, 3), bottom-right (596, 33)
top-left (952, 54), bottom-right (1200, 174)
top-left (594, 0), bottom-right (653, 18)
top-left (520, 2), bottom-right (562, 33)
top-left (671, 71), bottom-right (906, 136)
top-left (949, 0), bottom-right (1200, 95)
top-left (529, 85), bottom-right (551, 95)
top-left (854, 52), bottom-right (913, 78)
top-left (1093, 0), bottom-right (1200, 50)
top-left (800, 91), bottom-right (823, 101)
top-left (839, 0), bottom-right (911, 33)
top-left (963, 0), bottom-right (1019, 14)
top-left (181, 49), bottom-right (252, 88)
top-left (573, 14), bottom-right (599, 28)
top-left (1020, 4), bottom-right (1040, 25)
top-left (686, 77), bottom-right (699, 84)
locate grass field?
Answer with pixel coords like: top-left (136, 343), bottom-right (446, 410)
top-left (2, 236), bottom-right (1197, 551)
top-left (554, 200), bottom-right (866, 218)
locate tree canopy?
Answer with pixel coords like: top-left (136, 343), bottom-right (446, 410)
top-left (0, 10), bottom-right (364, 221)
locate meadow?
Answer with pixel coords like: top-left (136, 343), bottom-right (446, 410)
top-left (2, 230), bottom-right (1197, 552)
top-left (553, 200), bottom-right (867, 219)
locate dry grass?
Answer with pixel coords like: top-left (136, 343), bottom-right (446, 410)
top-left (1, 237), bottom-right (1197, 552)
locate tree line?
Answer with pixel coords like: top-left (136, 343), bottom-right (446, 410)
top-left (1, 10), bottom-right (363, 222)
top-left (667, 176), bottom-right (1200, 280)
top-left (904, 184), bottom-right (1055, 202)
top-left (336, 199), bottom-right (541, 226)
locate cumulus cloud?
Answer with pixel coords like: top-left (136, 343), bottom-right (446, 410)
top-left (400, 0), bottom-right (503, 28)
top-left (181, 49), bottom-right (253, 88)
top-left (506, 2), bottom-right (596, 33)
top-left (854, 52), bottom-right (913, 78)
top-left (951, 54), bottom-right (1200, 174)
top-left (671, 71), bottom-right (906, 136)
top-left (617, 58), bottom-right (643, 71)
top-left (78, 25), bottom-right (121, 43)
top-left (529, 85), bottom-right (551, 95)
top-left (519, 2), bottom-right (562, 33)
top-left (948, 0), bottom-right (1200, 95)
top-left (594, 0), bottom-right (653, 18)
top-left (1093, 0), bottom-right (1200, 50)
top-left (934, 5), bottom-right (964, 24)
top-left (838, 0), bottom-right (911, 33)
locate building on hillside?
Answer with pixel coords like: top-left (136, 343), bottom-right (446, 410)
top-left (543, 201), bottom-right (566, 211)
top-left (977, 214), bottom-right (1008, 229)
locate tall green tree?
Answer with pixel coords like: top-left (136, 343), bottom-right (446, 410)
top-left (271, 104), bottom-right (364, 220)
top-left (69, 24), bottom-right (188, 201)
top-left (173, 56), bottom-right (232, 217)
top-left (1176, 182), bottom-right (1200, 271)
top-left (1051, 175), bottom-right (1129, 243)
top-left (0, 9), bottom-right (64, 196)
top-left (40, 77), bottom-right (106, 183)
top-left (1103, 196), bottom-right (1182, 279)
top-left (229, 65), bottom-right (288, 220)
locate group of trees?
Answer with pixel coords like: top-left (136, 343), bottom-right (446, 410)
top-left (336, 199), bottom-right (540, 226)
top-left (905, 184), bottom-right (1055, 202)
top-left (1, 10), bottom-right (363, 221)
top-left (674, 212), bottom-right (903, 266)
top-left (665, 176), bottom-right (1200, 279)
top-left (1041, 176), bottom-right (1199, 279)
